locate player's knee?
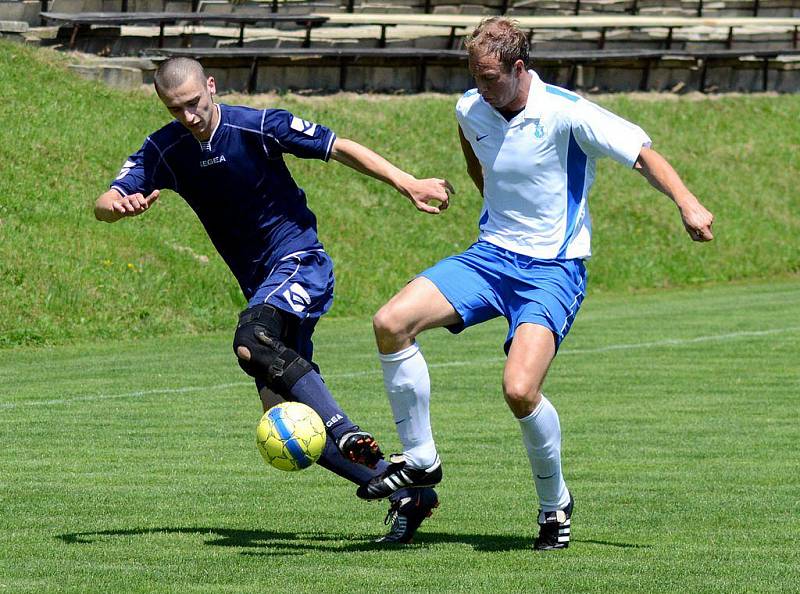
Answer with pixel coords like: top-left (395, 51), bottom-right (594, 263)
top-left (232, 304), bottom-right (313, 392)
top-left (373, 304), bottom-right (408, 342)
top-left (502, 380), bottom-right (541, 417)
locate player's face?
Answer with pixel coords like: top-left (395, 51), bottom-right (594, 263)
top-left (159, 75), bottom-right (219, 141)
top-left (469, 51), bottom-right (525, 110)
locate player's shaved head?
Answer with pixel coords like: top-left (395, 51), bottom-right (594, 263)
top-left (153, 57), bottom-right (218, 141)
top-left (154, 57), bottom-right (208, 94)
top-left (466, 17), bottom-right (529, 72)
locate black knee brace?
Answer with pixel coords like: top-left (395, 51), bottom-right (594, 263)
top-left (233, 304), bottom-right (313, 394)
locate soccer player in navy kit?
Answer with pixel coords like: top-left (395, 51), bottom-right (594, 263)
top-left (94, 57), bottom-right (451, 543)
top-left (362, 18), bottom-right (715, 549)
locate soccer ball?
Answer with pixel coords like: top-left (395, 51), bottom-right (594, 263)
top-left (256, 402), bottom-right (326, 472)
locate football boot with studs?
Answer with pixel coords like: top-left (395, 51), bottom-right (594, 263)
top-left (357, 454), bottom-right (442, 500)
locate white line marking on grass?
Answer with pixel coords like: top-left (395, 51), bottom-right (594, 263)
top-left (332, 326), bottom-right (800, 378)
top-left (0, 382), bottom-right (252, 409)
top-left (2, 326), bottom-right (798, 409)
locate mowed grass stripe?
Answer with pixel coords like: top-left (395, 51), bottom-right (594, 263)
top-left (1, 279), bottom-right (798, 593)
top-left (1, 278), bottom-right (797, 405)
top-left (2, 323), bottom-right (799, 410)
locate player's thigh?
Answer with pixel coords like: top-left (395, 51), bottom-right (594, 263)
top-left (503, 323), bottom-right (557, 407)
top-left (374, 276), bottom-right (461, 337)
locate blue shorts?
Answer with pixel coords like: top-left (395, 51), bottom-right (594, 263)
top-left (248, 249), bottom-right (334, 364)
top-left (420, 241), bottom-right (586, 351)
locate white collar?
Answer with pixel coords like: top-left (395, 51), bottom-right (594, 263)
top-left (522, 70), bottom-right (546, 120)
top-left (197, 103), bottom-right (222, 149)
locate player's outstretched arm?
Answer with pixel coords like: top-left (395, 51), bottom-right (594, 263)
top-left (94, 188), bottom-right (160, 223)
top-left (330, 138), bottom-right (453, 214)
top-left (634, 146), bottom-right (714, 242)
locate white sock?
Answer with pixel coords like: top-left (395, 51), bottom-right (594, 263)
top-left (379, 342), bottom-right (438, 469)
top-left (518, 395), bottom-right (571, 511)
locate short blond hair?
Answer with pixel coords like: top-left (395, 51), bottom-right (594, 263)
top-left (465, 17), bottom-right (529, 72)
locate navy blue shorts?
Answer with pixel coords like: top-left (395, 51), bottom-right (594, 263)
top-left (248, 249), bottom-right (334, 364)
top-left (420, 241), bottom-right (586, 351)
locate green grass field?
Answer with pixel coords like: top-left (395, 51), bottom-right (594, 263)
top-left (2, 278), bottom-right (798, 593)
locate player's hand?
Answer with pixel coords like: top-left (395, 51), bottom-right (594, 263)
top-left (406, 178), bottom-right (454, 214)
top-left (679, 196), bottom-right (714, 242)
top-left (111, 190), bottom-right (160, 217)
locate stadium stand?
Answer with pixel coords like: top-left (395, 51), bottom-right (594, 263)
top-left (2, 0), bottom-right (798, 91)
top-left (145, 45), bottom-right (800, 92)
top-left (313, 13), bottom-right (800, 49)
top-left (40, 11), bottom-right (327, 46)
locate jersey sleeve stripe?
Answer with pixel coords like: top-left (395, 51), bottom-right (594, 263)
top-left (259, 109), bottom-right (271, 159)
top-left (323, 132), bottom-right (336, 162)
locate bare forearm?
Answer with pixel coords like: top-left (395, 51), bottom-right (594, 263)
top-left (330, 137), bottom-right (451, 214)
top-left (635, 147), bottom-right (693, 209)
top-left (634, 146), bottom-right (715, 241)
top-left (330, 138), bottom-right (413, 196)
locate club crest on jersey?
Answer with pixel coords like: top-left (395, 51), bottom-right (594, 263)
top-left (290, 116), bottom-right (317, 136)
top-left (199, 155), bottom-right (226, 168)
top-left (533, 119), bottom-right (546, 139)
top-left (283, 282), bottom-right (312, 312)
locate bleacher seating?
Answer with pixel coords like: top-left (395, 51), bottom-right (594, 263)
top-left (144, 44), bottom-right (800, 93)
top-left (2, 0), bottom-right (796, 92)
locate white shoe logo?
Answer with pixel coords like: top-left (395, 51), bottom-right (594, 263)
top-left (283, 282), bottom-right (311, 312)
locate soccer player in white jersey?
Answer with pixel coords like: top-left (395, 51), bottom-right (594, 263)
top-left (94, 57), bottom-right (452, 543)
top-left (360, 18), bottom-right (715, 549)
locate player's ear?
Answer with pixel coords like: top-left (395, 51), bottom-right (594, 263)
top-left (207, 76), bottom-right (217, 96)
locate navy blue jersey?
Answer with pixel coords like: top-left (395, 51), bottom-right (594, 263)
top-left (111, 104), bottom-right (336, 299)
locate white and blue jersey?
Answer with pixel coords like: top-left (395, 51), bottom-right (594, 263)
top-left (456, 71), bottom-right (651, 260)
top-left (111, 104), bottom-right (336, 301)
top-left (423, 73), bottom-right (650, 347)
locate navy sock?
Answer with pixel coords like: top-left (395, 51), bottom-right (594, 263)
top-left (317, 438), bottom-right (390, 485)
top-left (288, 372), bottom-right (356, 443)
top-left (316, 442), bottom-right (409, 504)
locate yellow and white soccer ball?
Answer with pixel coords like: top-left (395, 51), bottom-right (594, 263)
top-left (256, 402), bottom-right (326, 471)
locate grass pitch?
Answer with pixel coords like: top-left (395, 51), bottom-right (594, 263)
top-left (1, 278), bottom-right (798, 593)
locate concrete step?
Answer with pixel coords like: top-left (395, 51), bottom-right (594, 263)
top-left (67, 55), bottom-right (157, 87)
top-left (0, 1), bottom-right (39, 25)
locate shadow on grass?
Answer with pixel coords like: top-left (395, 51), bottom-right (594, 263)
top-left (57, 527), bottom-right (648, 553)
